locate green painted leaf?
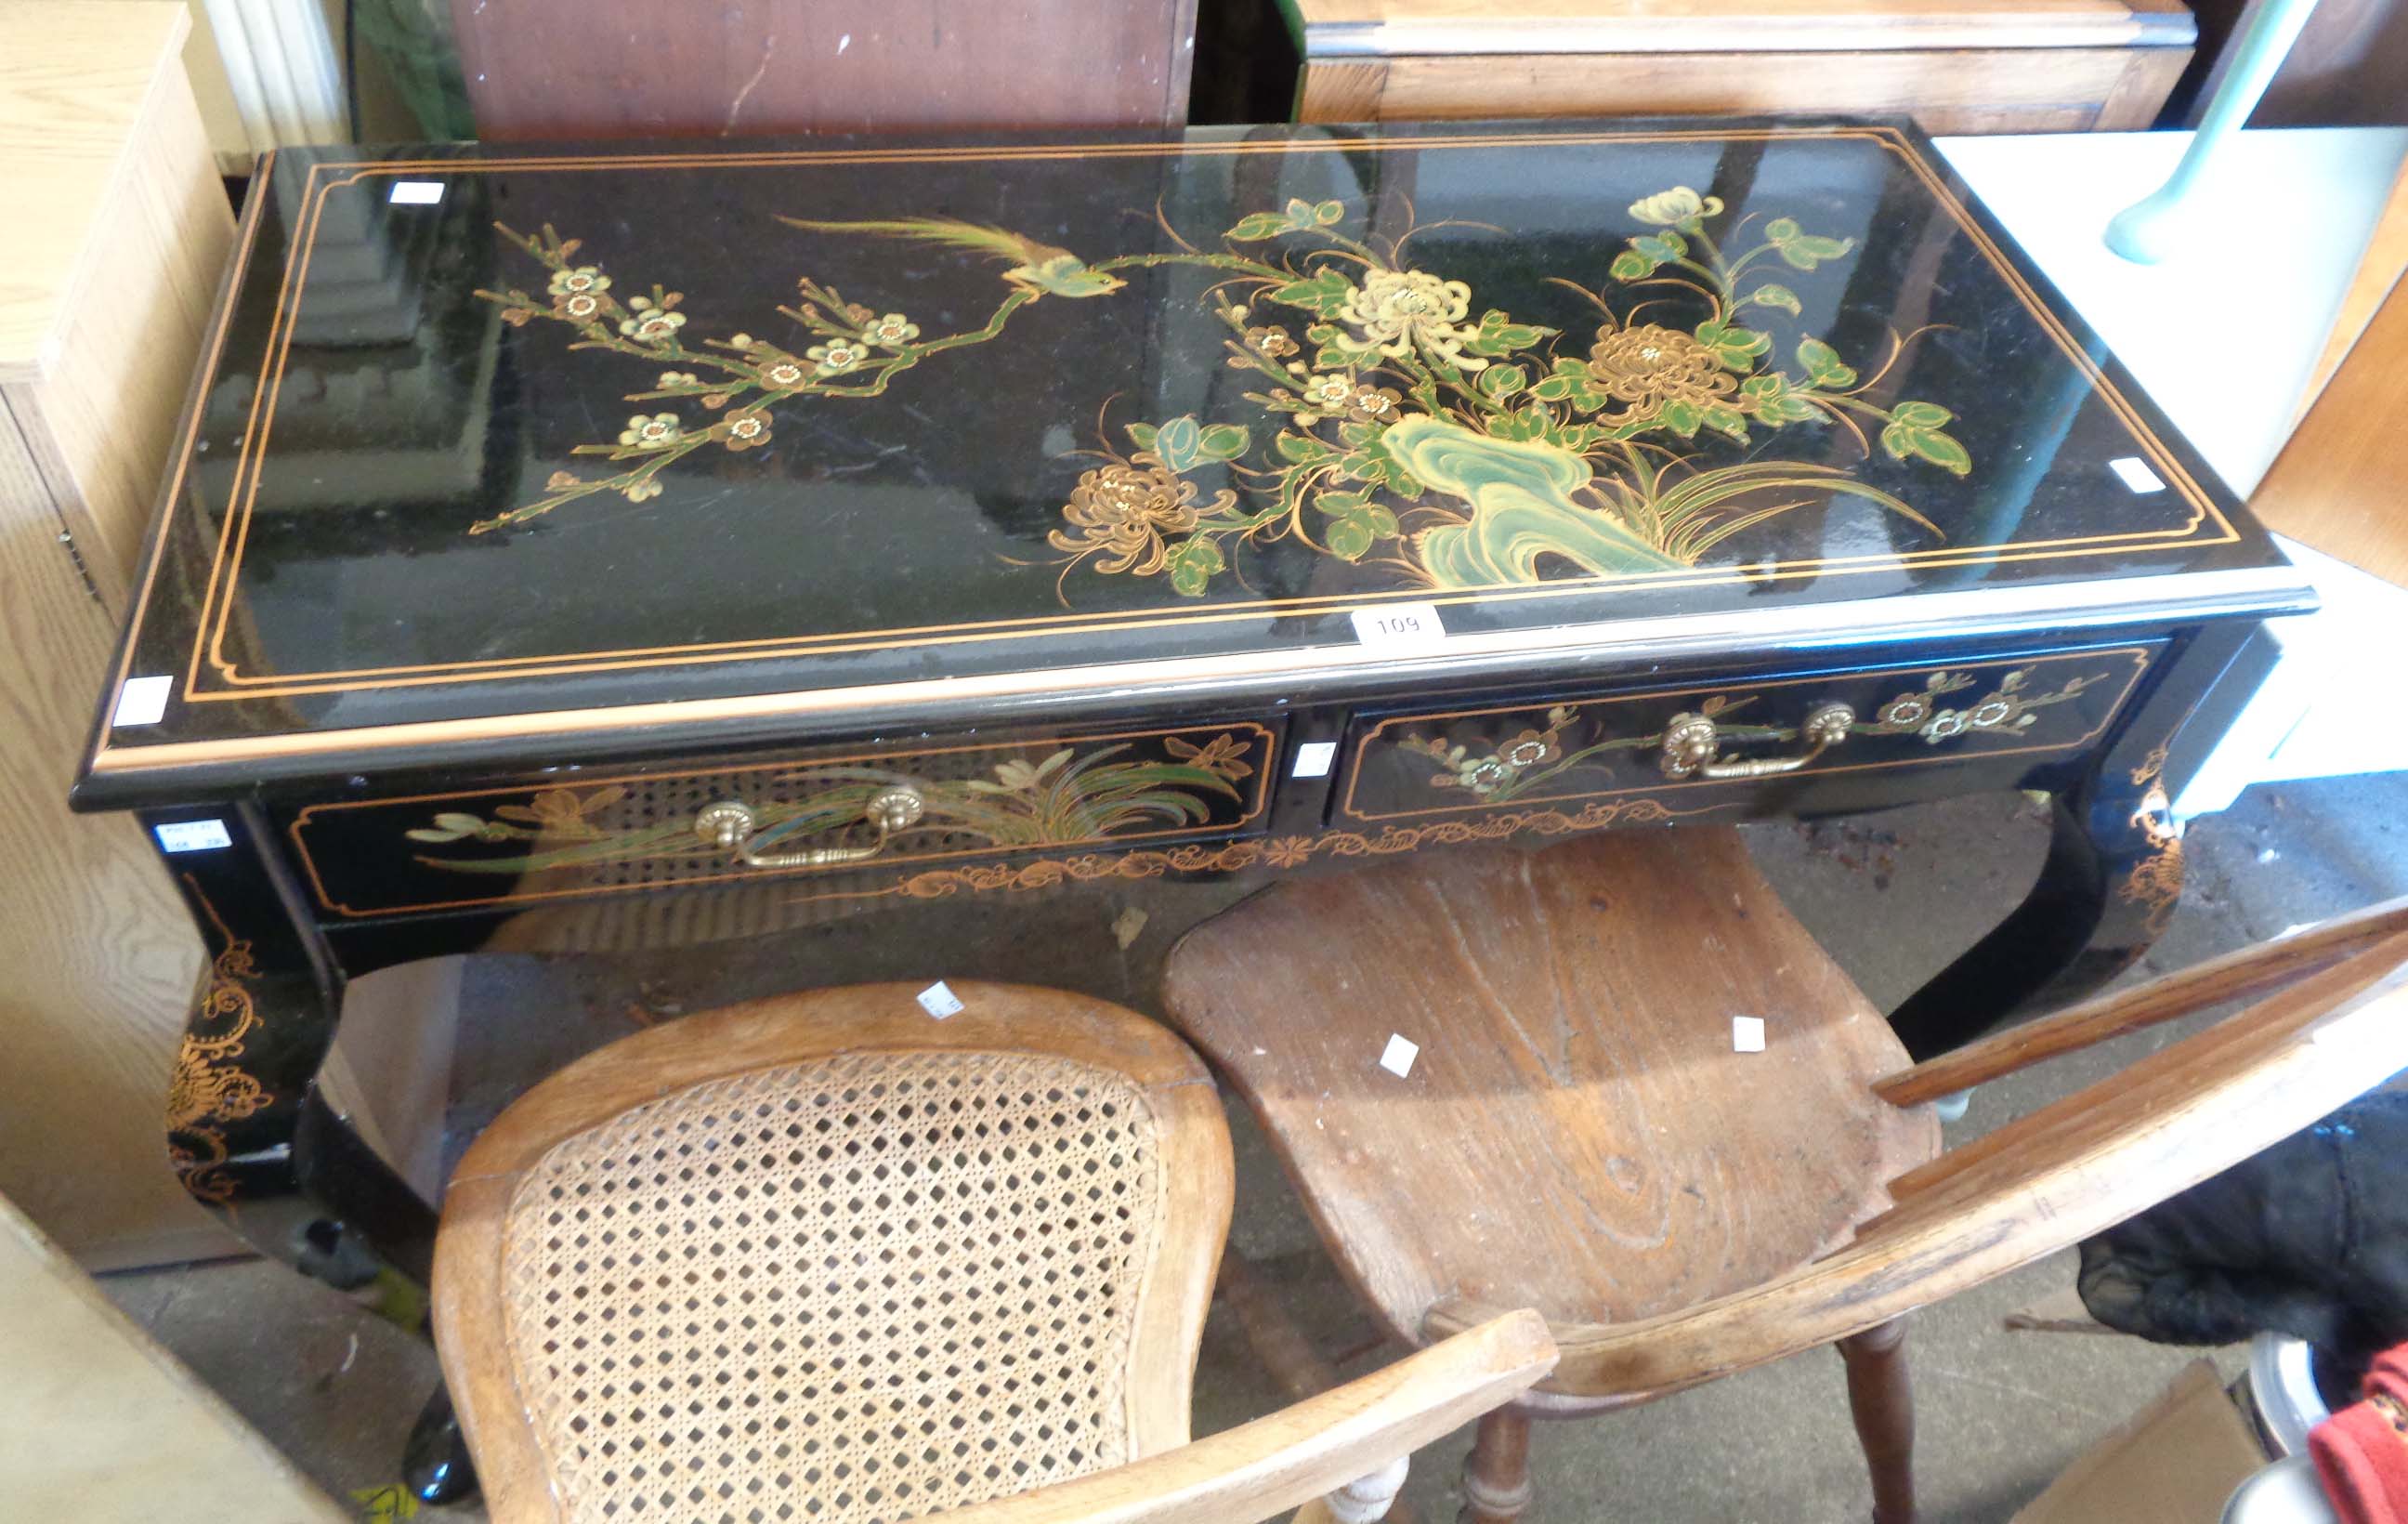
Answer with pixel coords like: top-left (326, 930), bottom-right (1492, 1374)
top-left (1124, 422), bottom-right (1158, 453)
top-left (1461, 309), bottom-right (1552, 358)
top-left (1314, 199), bottom-right (1346, 225)
top-left (1528, 356), bottom-right (1606, 411)
top-left (1889, 400), bottom-right (1954, 427)
top-left (1776, 233), bottom-right (1854, 271)
top-left (1276, 432), bottom-right (1339, 466)
top-left (1285, 197), bottom-right (1316, 226)
top-left (1197, 422), bottom-right (1251, 462)
top-left (1739, 373), bottom-right (1822, 424)
top-left (405, 812), bottom-right (487, 844)
top-left (1313, 489), bottom-right (1368, 517)
top-left (1694, 318), bottom-right (1771, 372)
top-left (1701, 401), bottom-right (1748, 440)
top-left (1765, 217), bottom-right (1801, 243)
top-left (1155, 414), bottom-right (1202, 472)
top-left (1485, 405), bottom-right (1557, 442)
top-left (1796, 337), bottom-right (1857, 389)
top-left (1631, 230), bottom-right (1688, 266)
top-left (1476, 361), bottom-right (1528, 400)
top-left (1268, 268), bottom-right (1355, 318)
top-left (1166, 536), bottom-right (1225, 595)
top-left (1881, 421), bottom-right (1973, 476)
top-left (1314, 343), bottom-right (1354, 369)
top-left (1224, 211), bottom-right (1291, 241)
top-left (1341, 430), bottom-right (1420, 494)
top-left (1610, 249), bottom-right (1656, 282)
top-left (1322, 501), bottom-right (1399, 561)
top-left (1323, 517), bottom-right (1376, 561)
top-left (1747, 283), bottom-right (1802, 315)
top-left (1660, 399), bottom-right (1704, 439)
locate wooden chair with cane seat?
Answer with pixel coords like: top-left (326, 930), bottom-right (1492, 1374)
top-left (430, 980), bottom-right (1559, 1524)
top-left (1160, 830), bottom-right (2408, 1524)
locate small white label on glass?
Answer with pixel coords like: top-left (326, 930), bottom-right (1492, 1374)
top-left (1291, 742), bottom-right (1338, 779)
top-left (2109, 456), bottom-right (2166, 493)
top-left (1350, 602), bottom-right (1446, 650)
top-left (917, 981), bottom-right (964, 1019)
top-left (113, 675), bottom-right (173, 727)
top-left (389, 180), bottom-right (446, 204)
top-left (1733, 1016), bottom-right (1767, 1053)
top-left (1379, 1033), bottom-right (1420, 1078)
top-left (154, 820), bottom-right (232, 853)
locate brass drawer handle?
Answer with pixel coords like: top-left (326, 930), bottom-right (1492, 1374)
top-left (693, 785), bottom-right (927, 866)
top-left (1659, 702), bottom-right (1855, 780)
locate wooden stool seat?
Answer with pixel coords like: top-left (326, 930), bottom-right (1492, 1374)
top-left (1165, 840), bottom-right (2408, 1524)
top-left (1163, 830), bottom-right (1939, 1354)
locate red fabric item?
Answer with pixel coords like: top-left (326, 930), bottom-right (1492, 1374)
top-left (2312, 1345), bottom-right (2408, 1523)
top-left (2374, 1349), bottom-right (2408, 1404)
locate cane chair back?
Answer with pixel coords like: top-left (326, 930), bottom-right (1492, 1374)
top-left (433, 982), bottom-right (1233, 1524)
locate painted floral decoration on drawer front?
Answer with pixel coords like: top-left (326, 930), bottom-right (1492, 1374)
top-left (476, 188), bottom-right (1969, 592)
top-left (1860, 667), bottom-right (2110, 745)
top-left (1400, 667), bottom-right (2110, 805)
top-left (404, 735), bottom-right (1260, 878)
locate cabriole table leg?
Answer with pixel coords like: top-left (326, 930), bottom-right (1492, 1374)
top-left (155, 813), bottom-right (473, 1502)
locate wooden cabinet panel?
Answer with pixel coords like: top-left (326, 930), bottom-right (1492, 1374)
top-left (1287, 0), bottom-right (2193, 133)
top-left (1301, 46), bottom-right (2192, 134)
top-left (0, 1), bottom-right (235, 1267)
top-left (452, 0), bottom-right (1199, 141)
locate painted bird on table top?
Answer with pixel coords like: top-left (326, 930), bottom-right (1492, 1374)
top-left (777, 217), bottom-right (1128, 300)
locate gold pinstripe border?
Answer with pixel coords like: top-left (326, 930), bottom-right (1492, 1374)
top-left (96, 125), bottom-right (2240, 761)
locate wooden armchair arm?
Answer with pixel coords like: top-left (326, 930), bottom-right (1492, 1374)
top-left (933, 1310), bottom-right (1558, 1524)
top-left (1875, 891), bottom-right (2408, 1107)
top-left (1430, 939), bottom-right (2408, 1401)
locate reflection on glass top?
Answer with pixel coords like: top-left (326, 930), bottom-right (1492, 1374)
top-left (133, 121), bottom-right (2271, 735)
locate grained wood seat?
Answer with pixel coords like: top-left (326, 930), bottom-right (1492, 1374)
top-left (1165, 831), bottom-right (1935, 1341)
top-left (1163, 833), bottom-right (2408, 1524)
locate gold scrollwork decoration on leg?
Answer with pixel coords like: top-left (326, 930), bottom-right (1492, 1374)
top-left (2117, 758), bottom-right (2184, 938)
top-left (166, 880), bottom-right (272, 1205)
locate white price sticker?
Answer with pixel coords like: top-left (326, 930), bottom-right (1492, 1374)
top-left (2109, 456), bottom-right (2166, 494)
top-left (916, 981), bottom-right (964, 1019)
top-left (113, 675), bottom-right (173, 728)
top-left (1379, 1033), bottom-right (1420, 1078)
top-left (1350, 602), bottom-right (1446, 650)
top-left (1291, 742), bottom-right (1337, 779)
top-left (154, 820), bottom-right (232, 854)
top-left (388, 180), bottom-right (446, 204)
top-left (1732, 1016), bottom-right (1767, 1054)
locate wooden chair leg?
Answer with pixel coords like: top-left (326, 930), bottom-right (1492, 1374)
top-left (1838, 1317), bottom-right (1917, 1524)
top-left (1459, 1407), bottom-right (1535, 1524)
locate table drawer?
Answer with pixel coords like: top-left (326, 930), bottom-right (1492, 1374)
top-left (285, 720), bottom-right (1279, 918)
top-left (1336, 646), bottom-right (2156, 825)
